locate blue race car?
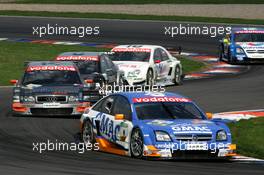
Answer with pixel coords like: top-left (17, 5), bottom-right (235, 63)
top-left (219, 27), bottom-right (264, 64)
top-left (80, 92), bottom-right (236, 159)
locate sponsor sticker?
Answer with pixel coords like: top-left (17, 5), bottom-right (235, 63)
top-left (42, 103), bottom-right (60, 108)
top-left (112, 48), bottom-right (151, 52)
top-left (133, 97), bottom-right (191, 103)
top-left (27, 66), bottom-right (76, 72)
top-left (147, 120), bottom-right (174, 126)
top-left (235, 30), bottom-right (264, 34)
top-left (56, 56), bottom-right (99, 61)
top-left (171, 125), bottom-right (211, 132)
top-left (118, 64), bottom-right (139, 68)
top-left (186, 143), bottom-right (208, 150)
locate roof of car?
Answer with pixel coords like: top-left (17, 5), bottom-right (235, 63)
top-left (113, 45), bottom-right (161, 50)
top-left (27, 61), bottom-right (75, 66)
top-left (232, 27), bottom-right (264, 32)
top-left (114, 92), bottom-right (188, 101)
top-left (58, 52), bottom-right (103, 56)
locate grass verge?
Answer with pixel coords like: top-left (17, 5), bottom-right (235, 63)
top-left (0, 11), bottom-right (263, 25)
top-left (228, 117), bottom-right (264, 159)
top-left (0, 41), bottom-right (108, 86)
top-left (13, 0), bottom-right (264, 4)
top-left (0, 41), bottom-right (205, 86)
top-left (178, 55), bottom-right (206, 74)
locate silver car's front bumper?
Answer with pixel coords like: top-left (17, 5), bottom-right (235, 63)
top-left (12, 102), bottom-right (89, 116)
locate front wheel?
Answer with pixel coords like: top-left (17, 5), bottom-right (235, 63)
top-left (173, 66), bottom-right (182, 85)
top-left (130, 128), bottom-right (144, 158)
top-left (146, 69), bottom-right (154, 86)
top-left (82, 120), bottom-right (95, 145)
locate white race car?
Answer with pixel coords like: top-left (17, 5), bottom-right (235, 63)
top-left (109, 45), bottom-right (183, 86)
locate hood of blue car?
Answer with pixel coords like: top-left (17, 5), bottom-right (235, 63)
top-left (20, 85), bottom-right (82, 96)
top-left (141, 119), bottom-right (225, 134)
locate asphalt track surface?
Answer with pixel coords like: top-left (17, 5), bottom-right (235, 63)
top-left (0, 15), bottom-right (255, 54)
top-left (0, 16), bottom-right (264, 175)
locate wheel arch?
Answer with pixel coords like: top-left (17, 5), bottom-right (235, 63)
top-left (80, 116), bottom-right (93, 132)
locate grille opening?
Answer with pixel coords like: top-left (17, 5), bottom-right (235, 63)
top-left (36, 96), bottom-right (67, 103)
top-left (175, 134), bottom-right (212, 141)
top-left (30, 108), bottom-right (73, 115)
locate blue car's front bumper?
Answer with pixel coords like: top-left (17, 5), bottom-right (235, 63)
top-left (143, 141), bottom-right (236, 159)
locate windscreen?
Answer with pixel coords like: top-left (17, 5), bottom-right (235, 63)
top-left (109, 51), bottom-right (150, 62)
top-left (74, 61), bottom-right (99, 74)
top-left (22, 70), bottom-right (82, 86)
top-left (135, 102), bottom-right (204, 120)
top-left (234, 33), bottom-right (264, 42)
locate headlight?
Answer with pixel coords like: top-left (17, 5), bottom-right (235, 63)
top-left (128, 69), bottom-right (141, 77)
top-left (134, 69), bottom-right (141, 75)
top-left (155, 131), bottom-right (171, 142)
top-left (236, 47), bottom-right (245, 54)
top-left (83, 96), bottom-right (90, 101)
top-left (23, 96), bottom-right (35, 102)
top-left (95, 83), bottom-right (101, 89)
top-left (83, 95), bottom-right (100, 101)
top-left (216, 130), bottom-right (227, 141)
top-left (68, 96), bottom-right (79, 102)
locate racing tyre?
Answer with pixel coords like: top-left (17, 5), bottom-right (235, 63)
top-left (173, 66), bottom-right (182, 85)
top-left (146, 69), bottom-right (154, 87)
top-left (82, 120), bottom-right (96, 145)
top-left (130, 128), bottom-right (144, 158)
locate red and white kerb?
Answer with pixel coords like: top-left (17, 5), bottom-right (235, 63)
top-left (112, 48), bottom-right (151, 52)
top-left (56, 56), bottom-right (99, 61)
top-left (27, 66), bottom-right (76, 72)
top-left (133, 97), bottom-right (191, 103)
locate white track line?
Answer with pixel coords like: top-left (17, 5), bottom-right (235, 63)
top-left (232, 155), bottom-right (264, 163)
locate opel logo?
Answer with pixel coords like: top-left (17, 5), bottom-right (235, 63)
top-left (192, 134), bottom-right (198, 142)
top-left (46, 96), bottom-right (57, 102)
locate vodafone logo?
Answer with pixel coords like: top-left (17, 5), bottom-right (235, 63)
top-left (56, 56), bottom-right (99, 61)
top-left (27, 66), bottom-right (76, 72)
top-left (133, 97), bottom-right (191, 103)
top-left (112, 48), bottom-right (151, 52)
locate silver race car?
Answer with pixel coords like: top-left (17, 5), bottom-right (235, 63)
top-left (10, 61), bottom-right (90, 116)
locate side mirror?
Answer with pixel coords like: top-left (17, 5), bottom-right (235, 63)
top-left (115, 114), bottom-right (124, 120)
top-left (10, 80), bottom-right (18, 85)
top-left (206, 112), bottom-right (213, 120)
top-left (154, 60), bottom-right (161, 64)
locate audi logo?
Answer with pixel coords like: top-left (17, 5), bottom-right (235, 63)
top-left (45, 96), bottom-right (58, 102)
